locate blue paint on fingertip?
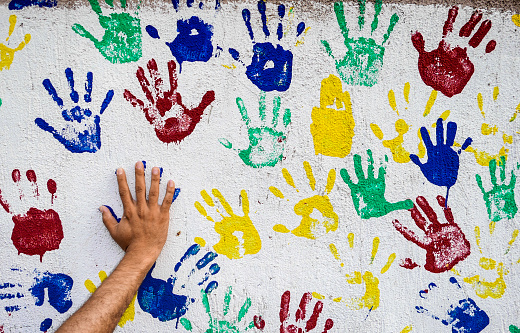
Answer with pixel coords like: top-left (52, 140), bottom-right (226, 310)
top-left (205, 281), bottom-right (218, 294)
top-left (142, 161), bottom-right (147, 169)
top-left (146, 25), bottom-right (160, 39)
top-left (104, 205), bottom-right (121, 222)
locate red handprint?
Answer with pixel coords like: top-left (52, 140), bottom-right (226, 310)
top-left (393, 196), bottom-right (470, 273)
top-left (124, 58), bottom-right (215, 144)
top-left (279, 291), bottom-right (334, 333)
top-left (0, 170), bottom-right (62, 261)
top-left (412, 6), bottom-right (496, 97)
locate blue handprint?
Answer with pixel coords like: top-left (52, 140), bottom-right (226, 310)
top-left (35, 68), bottom-right (114, 153)
top-left (146, 1), bottom-right (220, 70)
top-left (410, 118), bottom-right (472, 204)
top-left (416, 277), bottom-right (489, 333)
top-left (137, 243), bottom-right (220, 322)
top-left (229, 1), bottom-right (306, 92)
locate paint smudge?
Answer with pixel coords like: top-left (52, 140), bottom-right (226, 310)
top-left (0, 171), bottom-right (63, 261)
top-left (341, 150), bottom-right (413, 219)
top-left (171, 0), bottom-right (221, 11)
top-left (195, 189), bottom-right (261, 259)
top-left (8, 0), bottom-right (56, 10)
top-left (35, 68), bottom-right (114, 153)
top-left (416, 278), bottom-right (489, 332)
top-left (228, 1), bottom-right (305, 92)
top-left (137, 244), bottom-right (220, 322)
top-left (271, 162), bottom-right (338, 239)
top-left (0, 15), bottom-right (31, 71)
top-left (180, 286), bottom-right (260, 332)
top-left (323, 236), bottom-right (395, 311)
top-left (279, 291), bottom-right (334, 332)
top-left (412, 6), bottom-right (496, 97)
top-left (393, 196), bottom-right (470, 273)
top-left (85, 271), bottom-right (135, 327)
top-left (310, 74), bottom-right (355, 158)
top-left (72, 0), bottom-right (142, 64)
top-left (510, 325), bottom-right (520, 333)
top-left (124, 58), bottom-right (215, 144)
top-left (321, 1), bottom-right (399, 87)
top-left (410, 118), bottom-right (472, 203)
top-left (220, 92), bottom-right (291, 168)
top-left (147, 14), bottom-right (214, 71)
top-left (400, 258), bottom-right (419, 270)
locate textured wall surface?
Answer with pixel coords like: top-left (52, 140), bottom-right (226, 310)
top-left (0, 0), bottom-right (519, 332)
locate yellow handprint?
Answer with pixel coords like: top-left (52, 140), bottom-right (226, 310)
top-left (310, 74), bottom-right (355, 158)
top-left (0, 15), bottom-right (31, 71)
top-left (195, 189), bottom-right (261, 259)
top-left (454, 87), bottom-right (515, 166)
top-left (314, 235), bottom-right (395, 311)
top-left (84, 271), bottom-right (136, 327)
top-left (370, 83), bottom-right (449, 163)
top-left (270, 161), bottom-right (338, 240)
top-left (456, 226), bottom-right (519, 299)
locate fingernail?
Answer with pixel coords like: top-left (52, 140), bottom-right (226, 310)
top-left (168, 180), bottom-right (174, 187)
top-left (99, 206), bottom-right (105, 213)
top-left (136, 162), bottom-right (144, 170)
top-left (116, 168), bottom-right (123, 175)
top-left (152, 167), bottom-right (159, 175)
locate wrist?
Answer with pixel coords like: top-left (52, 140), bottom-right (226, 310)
top-left (123, 246), bottom-right (162, 271)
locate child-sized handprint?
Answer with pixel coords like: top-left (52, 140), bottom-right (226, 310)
top-left (416, 278), bottom-right (489, 333)
top-left (476, 156), bottom-right (517, 222)
top-left (321, 0), bottom-right (399, 87)
top-left (270, 162), bottom-right (339, 240)
top-left (180, 286), bottom-right (262, 332)
top-left (412, 6), bottom-right (496, 97)
top-left (35, 68), bottom-right (114, 153)
top-left (72, 0), bottom-right (141, 64)
top-left (411, 118), bottom-right (472, 203)
top-left (0, 170), bottom-right (62, 261)
top-left (0, 15), bottom-right (30, 71)
top-left (280, 291), bottom-right (334, 332)
top-left (85, 270), bottom-right (135, 327)
top-left (393, 196), bottom-right (470, 273)
top-left (137, 243), bottom-right (220, 322)
top-left (341, 150), bottom-right (413, 219)
top-left (310, 74), bottom-right (355, 158)
top-left (195, 189), bottom-right (261, 259)
top-left (228, 1), bottom-right (306, 92)
top-left (124, 58), bottom-right (215, 144)
top-left (146, 1), bottom-right (220, 70)
top-left (220, 92), bottom-right (291, 168)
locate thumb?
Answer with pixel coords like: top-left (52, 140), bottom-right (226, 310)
top-left (100, 206), bottom-right (118, 236)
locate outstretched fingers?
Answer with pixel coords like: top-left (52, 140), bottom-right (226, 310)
top-left (160, 180), bottom-right (176, 214)
top-left (134, 162), bottom-right (146, 209)
top-left (393, 219), bottom-right (428, 248)
top-left (445, 121), bottom-right (457, 147)
top-left (436, 196), bottom-right (455, 224)
top-left (333, 2), bottom-right (349, 42)
top-left (416, 196), bottom-right (440, 228)
top-left (136, 66), bottom-right (154, 104)
top-left (116, 168), bottom-right (134, 218)
top-left (167, 60), bottom-right (178, 94)
top-left (148, 167), bottom-right (161, 205)
top-left (353, 154), bottom-right (366, 181)
top-left (100, 205), bottom-right (119, 239)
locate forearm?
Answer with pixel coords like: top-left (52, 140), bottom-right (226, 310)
top-left (56, 251), bottom-right (155, 333)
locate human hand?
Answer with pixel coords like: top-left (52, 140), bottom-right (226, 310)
top-left (99, 162), bottom-right (176, 264)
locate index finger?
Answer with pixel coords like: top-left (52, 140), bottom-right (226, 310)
top-left (116, 168), bottom-right (134, 212)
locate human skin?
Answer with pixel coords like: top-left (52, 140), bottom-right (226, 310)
top-left (56, 161), bottom-right (176, 333)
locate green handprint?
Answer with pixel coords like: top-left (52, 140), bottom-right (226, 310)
top-left (322, 0), bottom-right (399, 87)
top-left (341, 149), bottom-right (413, 219)
top-left (72, 0), bottom-right (141, 64)
top-left (180, 286), bottom-right (261, 332)
top-left (476, 156), bottom-right (518, 222)
top-left (220, 92), bottom-right (291, 168)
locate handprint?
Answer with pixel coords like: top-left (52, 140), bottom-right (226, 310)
top-left (321, 0), bottom-right (399, 87)
top-left (180, 286), bottom-right (262, 332)
top-left (124, 58), bottom-right (215, 144)
top-left (8, 0), bottom-right (56, 10)
top-left (35, 68), bottom-right (114, 153)
top-left (0, 170), bottom-right (62, 261)
top-left (280, 291), bottom-right (334, 332)
top-left (310, 74), bottom-right (355, 158)
top-left (220, 92), bottom-right (291, 168)
top-left (270, 162), bottom-right (339, 239)
top-left (85, 270), bottom-right (135, 327)
top-left (317, 235), bottom-right (395, 312)
top-left (0, 15), bottom-right (30, 71)
top-left (341, 150), bottom-right (413, 219)
top-left (416, 278), bottom-right (489, 333)
top-left (410, 118), bottom-right (472, 202)
top-left (195, 189), bottom-right (261, 259)
top-left (412, 6), bottom-right (496, 97)
top-left (137, 243), bottom-right (220, 322)
top-left (146, 1), bottom-right (220, 70)
top-left (393, 196), bottom-right (470, 273)
top-left (476, 156), bottom-right (517, 222)
top-left (228, 1), bottom-right (306, 92)
top-left (72, 0), bottom-right (141, 64)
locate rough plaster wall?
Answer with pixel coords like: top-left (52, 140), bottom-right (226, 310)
top-left (0, 0), bottom-right (519, 332)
